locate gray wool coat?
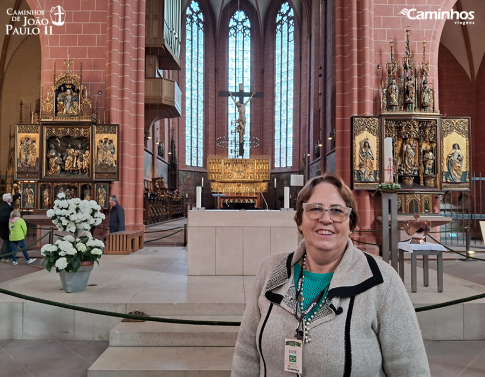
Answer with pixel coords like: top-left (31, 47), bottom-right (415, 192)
top-left (231, 239), bottom-right (430, 377)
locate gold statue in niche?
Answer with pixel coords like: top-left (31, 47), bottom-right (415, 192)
top-left (97, 186), bottom-right (107, 206)
top-left (43, 188), bottom-right (50, 208)
top-left (423, 145), bottom-right (435, 175)
top-left (358, 138), bottom-right (375, 181)
top-left (23, 185), bottom-right (35, 208)
top-left (57, 86), bottom-right (79, 115)
top-left (388, 79), bottom-right (398, 107)
top-left (401, 139), bottom-right (418, 175)
top-left (83, 148), bottom-right (91, 174)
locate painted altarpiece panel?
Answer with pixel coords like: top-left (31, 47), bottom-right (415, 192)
top-left (93, 125), bottom-right (119, 181)
top-left (40, 183), bottom-right (52, 210)
top-left (351, 117), bottom-right (381, 190)
top-left (441, 118), bottom-right (471, 191)
top-left (95, 183), bottom-right (109, 209)
top-left (15, 124), bottom-right (41, 180)
top-left (20, 182), bottom-right (37, 209)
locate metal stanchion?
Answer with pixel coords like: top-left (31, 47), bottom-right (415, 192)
top-left (49, 227), bottom-right (54, 245)
top-left (459, 226), bottom-right (478, 262)
top-left (183, 224), bottom-right (187, 246)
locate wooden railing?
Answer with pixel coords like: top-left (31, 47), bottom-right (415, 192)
top-left (143, 194), bottom-right (185, 225)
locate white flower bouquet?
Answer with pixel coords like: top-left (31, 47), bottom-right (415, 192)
top-left (41, 232), bottom-right (105, 272)
top-left (375, 182), bottom-right (402, 191)
top-left (46, 193), bottom-right (105, 234)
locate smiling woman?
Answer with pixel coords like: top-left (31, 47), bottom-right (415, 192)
top-left (231, 172), bottom-right (431, 377)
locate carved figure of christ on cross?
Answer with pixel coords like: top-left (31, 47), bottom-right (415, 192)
top-left (219, 83), bottom-right (263, 157)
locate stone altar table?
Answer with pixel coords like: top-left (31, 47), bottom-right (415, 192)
top-left (187, 210), bottom-right (298, 276)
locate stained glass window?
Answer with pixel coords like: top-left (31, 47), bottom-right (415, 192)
top-left (185, 1), bottom-right (204, 167)
top-left (275, 2), bottom-right (294, 167)
top-left (228, 10), bottom-right (251, 158)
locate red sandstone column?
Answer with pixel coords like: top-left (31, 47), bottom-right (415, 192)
top-left (106, 0), bottom-right (146, 231)
top-left (334, 0), bottom-right (376, 250)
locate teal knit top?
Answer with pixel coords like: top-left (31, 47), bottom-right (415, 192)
top-left (294, 262), bottom-right (334, 320)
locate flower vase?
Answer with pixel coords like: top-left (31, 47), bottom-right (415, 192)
top-left (59, 265), bottom-right (94, 293)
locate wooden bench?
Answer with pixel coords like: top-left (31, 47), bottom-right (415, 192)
top-left (105, 230), bottom-right (145, 255)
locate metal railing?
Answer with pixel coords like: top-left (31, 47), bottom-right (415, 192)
top-left (440, 173), bottom-right (485, 248)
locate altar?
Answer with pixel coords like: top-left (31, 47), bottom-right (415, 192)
top-left (187, 209), bottom-right (298, 276)
top-left (11, 57), bottom-right (119, 212)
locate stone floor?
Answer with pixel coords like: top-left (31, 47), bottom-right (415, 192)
top-left (0, 238), bottom-right (485, 376)
top-left (0, 339), bottom-right (483, 376)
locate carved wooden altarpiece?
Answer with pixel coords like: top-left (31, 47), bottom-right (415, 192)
top-left (352, 29), bottom-right (471, 200)
top-left (14, 57), bottom-right (119, 210)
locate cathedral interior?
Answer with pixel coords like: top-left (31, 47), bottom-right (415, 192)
top-left (1, 0), bottom-right (485, 375)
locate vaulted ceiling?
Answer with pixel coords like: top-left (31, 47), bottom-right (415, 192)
top-left (182, 0), bottom-right (302, 26)
top-left (440, 0), bottom-right (485, 82)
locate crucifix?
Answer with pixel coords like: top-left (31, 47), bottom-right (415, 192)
top-left (64, 55), bottom-right (73, 71)
top-left (219, 83), bottom-right (263, 157)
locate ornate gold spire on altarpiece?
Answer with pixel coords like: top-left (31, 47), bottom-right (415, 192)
top-left (41, 56), bottom-right (95, 122)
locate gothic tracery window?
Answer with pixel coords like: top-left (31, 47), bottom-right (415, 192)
top-left (275, 2), bottom-right (294, 168)
top-left (228, 10), bottom-right (251, 159)
top-left (185, 1), bottom-right (204, 167)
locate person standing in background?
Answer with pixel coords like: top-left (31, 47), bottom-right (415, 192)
top-left (109, 195), bottom-right (125, 233)
top-left (0, 192), bottom-right (21, 263)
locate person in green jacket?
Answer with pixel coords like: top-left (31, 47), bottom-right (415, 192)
top-left (9, 210), bottom-right (36, 266)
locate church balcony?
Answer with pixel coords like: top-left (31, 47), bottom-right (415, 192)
top-left (144, 78), bottom-right (182, 127)
top-left (145, 44), bottom-right (181, 71)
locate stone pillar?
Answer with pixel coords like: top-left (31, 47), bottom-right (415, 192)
top-left (334, 0), bottom-right (376, 235)
top-left (106, 0), bottom-right (146, 230)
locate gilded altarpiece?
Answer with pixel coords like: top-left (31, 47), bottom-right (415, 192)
top-left (208, 156), bottom-right (270, 194)
top-left (351, 115), bottom-right (470, 193)
top-left (384, 116), bottom-right (440, 189)
top-left (351, 117), bottom-right (381, 190)
top-left (13, 58), bottom-right (119, 210)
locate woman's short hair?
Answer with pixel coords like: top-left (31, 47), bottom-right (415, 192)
top-left (2, 193), bottom-right (12, 202)
top-left (10, 210), bottom-right (21, 219)
top-left (294, 172), bottom-right (359, 233)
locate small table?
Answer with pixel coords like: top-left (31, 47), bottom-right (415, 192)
top-left (398, 242), bottom-right (447, 293)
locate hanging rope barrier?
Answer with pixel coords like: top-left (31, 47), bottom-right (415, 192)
top-left (0, 287), bottom-right (240, 326)
top-left (428, 235), bottom-right (485, 262)
top-left (414, 292), bottom-right (485, 312)
top-left (0, 281), bottom-right (484, 325)
top-left (144, 229), bottom-right (184, 243)
top-left (350, 238), bottom-right (382, 247)
top-left (0, 231), bottom-right (51, 259)
top-left (144, 226), bottom-right (184, 234)
top-left (428, 227), bottom-right (467, 234)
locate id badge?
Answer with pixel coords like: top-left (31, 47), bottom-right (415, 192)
top-left (284, 338), bottom-right (303, 374)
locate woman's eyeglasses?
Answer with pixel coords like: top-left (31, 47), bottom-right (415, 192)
top-left (302, 203), bottom-right (352, 222)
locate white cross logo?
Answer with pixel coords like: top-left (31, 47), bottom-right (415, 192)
top-left (50, 5), bottom-right (66, 26)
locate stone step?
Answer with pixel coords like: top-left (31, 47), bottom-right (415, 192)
top-left (110, 316), bottom-right (242, 347)
top-left (88, 346), bottom-right (234, 377)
